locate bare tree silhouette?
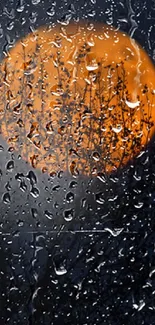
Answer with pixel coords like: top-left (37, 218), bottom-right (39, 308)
top-left (0, 24), bottom-right (154, 176)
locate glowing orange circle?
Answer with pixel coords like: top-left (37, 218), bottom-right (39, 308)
top-left (0, 21), bottom-right (155, 176)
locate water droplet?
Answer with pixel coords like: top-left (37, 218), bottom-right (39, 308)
top-left (58, 170), bottom-right (63, 178)
top-left (69, 161), bottom-right (79, 177)
top-left (54, 265), bottom-right (67, 276)
top-left (0, 145), bottom-right (4, 152)
top-left (104, 228), bottom-right (123, 237)
top-left (125, 100), bottom-right (140, 109)
top-left (17, 219), bottom-right (24, 227)
top-left (64, 208), bottom-right (74, 221)
top-left (68, 3), bottom-right (76, 14)
top-left (31, 208), bottom-right (38, 218)
top-left (16, 0), bottom-right (25, 13)
top-left (0, 27), bottom-right (3, 38)
top-left (3, 7), bottom-right (15, 19)
top-left (7, 21), bottom-right (14, 31)
top-left (44, 210), bottom-right (53, 220)
top-left (30, 187), bottom-right (40, 198)
top-left (66, 191), bottom-right (74, 203)
top-left (88, 9), bottom-right (96, 17)
top-left (86, 62), bottom-right (98, 71)
top-left (6, 160), bottom-right (14, 172)
top-left (2, 192), bottom-right (11, 204)
top-left (47, 7), bottom-right (55, 17)
top-left (29, 12), bottom-right (38, 24)
top-left (5, 181), bottom-right (11, 191)
top-left (112, 125), bottom-right (123, 133)
top-left (108, 195), bottom-right (118, 202)
top-left (31, 0), bottom-right (40, 4)
top-left (92, 151), bottom-right (100, 162)
top-left (15, 173), bottom-right (24, 181)
top-left (21, 17), bottom-right (26, 25)
top-left (20, 180), bottom-right (27, 192)
top-left (8, 146), bottom-right (15, 153)
top-left (149, 268), bottom-right (155, 277)
top-left (52, 185), bottom-right (60, 192)
top-left (53, 255), bottom-right (67, 276)
top-left (27, 170), bottom-right (37, 186)
top-left (134, 202), bottom-right (143, 209)
top-left (97, 172), bottom-right (106, 183)
top-left (95, 192), bottom-right (105, 204)
top-left (81, 198), bottom-right (86, 208)
top-left (69, 180), bottom-right (78, 189)
top-left (50, 171), bottom-right (57, 178)
top-left (57, 13), bottom-right (72, 25)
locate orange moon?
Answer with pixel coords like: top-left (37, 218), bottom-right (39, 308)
top-left (0, 21), bottom-right (155, 176)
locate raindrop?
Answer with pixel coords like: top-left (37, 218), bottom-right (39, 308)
top-left (15, 173), bottom-right (24, 181)
top-left (5, 182), bottom-right (11, 191)
top-left (27, 170), bottom-right (37, 186)
top-left (69, 181), bottom-right (78, 189)
top-left (47, 7), bottom-right (55, 17)
top-left (90, 0), bottom-right (96, 3)
top-left (104, 228), bottom-right (123, 237)
top-left (134, 202), bottom-right (143, 209)
top-left (44, 210), bottom-right (53, 220)
top-left (86, 62), bottom-right (98, 71)
top-left (64, 208), bottom-right (74, 221)
top-left (16, 0), bottom-right (25, 12)
top-left (68, 3), bottom-right (76, 14)
top-left (87, 9), bottom-right (96, 17)
top-left (54, 265), bottom-right (67, 276)
top-left (2, 192), bottom-right (11, 204)
top-left (108, 195), bottom-right (118, 202)
top-left (17, 220), bottom-right (24, 227)
top-left (125, 100), bottom-right (140, 108)
top-left (3, 7), bottom-right (15, 19)
top-left (97, 172), bottom-right (106, 183)
top-left (50, 171), bottom-right (57, 178)
top-left (69, 161), bottom-right (79, 177)
top-left (53, 255), bottom-right (67, 276)
top-left (95, 192), bottom-right (105, 204)
top-left (92, 151), bottom-right (100, 162)
top-left (8, 147), bottom-right (15, 153)
top-left (30, 187), bottom-right (40, 198)
top-left (57, 170), bottom-right (63, 178)
top-left (6, 160), bottom-right (14, 172)
top-left (21, 17), bottom-right (26, 25)
top-left (137, 151), bottom-right (146, 158)
top-left (149, 267), bottom-right (155, 277)
top-left (31, 0), bottom-right (40, 5)
top-left (52, 185), bottom-right (60, 192)
top-left (29, 12), bottom-right (38, 24)
top-left (20, 180), bottom-right (27, 192)
top-left (0, 145), bottom-right (4, 152)
top-left (133, 172), bottom-right (141, 181)
top-left (7, 22), bottom-right (14, 31)
top-left (0, 26), bottom-right (3, 38)
top-left (81, 198), bottom-right (86, 208)
top-left (112, 125), bottom-right (123, 133)
top-left (65, 191), bottom-right (74, 203)
top-left (31, 208), bottom-right (38, 218)
top-left (57, 13), bottom-right (72, 25)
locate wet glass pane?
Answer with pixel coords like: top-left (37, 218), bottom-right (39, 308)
top-left (0, 0), bottom-right (155, 324)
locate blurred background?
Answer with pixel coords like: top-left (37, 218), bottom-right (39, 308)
top-left (0, 0), bottom-right (155, 324)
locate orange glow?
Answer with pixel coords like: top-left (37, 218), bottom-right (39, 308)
top-left (0, 21), bottom-right (155, 176)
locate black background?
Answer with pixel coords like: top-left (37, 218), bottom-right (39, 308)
top-left (0, 0), bottom-right (155, 324)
